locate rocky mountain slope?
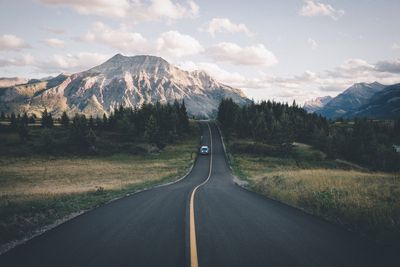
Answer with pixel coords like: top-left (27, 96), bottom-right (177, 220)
top-left (303, 96), bottom-right (332, 113)
top-left (0, 54), bottom-right (249, 118)
top-left (345, 84), bottom-right (400, 119)
top-left (310, 82), bottom-right (386, 118)
top-left (0, 77), bottom-right (28, 88)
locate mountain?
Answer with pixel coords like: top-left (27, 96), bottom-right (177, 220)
top-left (345, 84), bottom-right (400, 119)
top-left (303, 96), bottom-right (332, 113)
top-left (0, 54), bottom-right (249, 118)
top-left (0, 77), bottom-right (28, 88)
top-left (316, 82), bottom-right (385, 118)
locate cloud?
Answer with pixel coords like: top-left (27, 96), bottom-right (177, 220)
top-left (156, 31), bottom-right (203, 58)
top-left (375, 59), bottom-right (400, 74)
top-left (0, 52), bottom-right (110, 74)
top-left (40, 26), bottom-right (66, 34)
top-left (80, 22), bottom-right (149, 53)
top-left (178, 61), bottom-right (246, 86)
top-left (307, 38), bottom-right (318, 50)
top-left (147, 0), bottom-right (199, 20)
top-left (40, 0), bottom-right (132, 18)
top-left (36, 52), bottom-right (110, 73)
top-left (40, 0), bottom-right (199, 23)
top-left (178, 57), bottom-right (400, 104)
top-left (0, 54), bottom-right (35, 67)
top-left (0, 34), bottom-right (30, 51)
top-left (45, 38), bottom-right (65, 48)
top-left (200, 18), bottom-right (252, 37)
top-left (299, 0), bottom-right (344, 20)
top-left (206, 42), bottom-right (278, 67)
top-left (392, 43), bottom-right (400, 50)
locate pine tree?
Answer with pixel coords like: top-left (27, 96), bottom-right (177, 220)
top-left (10, 113), bottom-right (17, 130)
top-left (60, 111), bottom-right (70, 127)
top-left (41, 108), bottom-right (53, 128)
top-left (102, 113), bottom-right (108, 129)
top-left (17, 122), bottom-right (29, 142)
top-left (144, 115), bottom-right (160, 146)
top-left (21, 112), bottom-right (29, 126)
top-left (88, 116), bottom-right (95, 129)
top-left (179, 100), bottom-right (189, 133)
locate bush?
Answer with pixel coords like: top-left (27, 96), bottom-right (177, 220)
top-left (230, 141), bottom-right (293, 157)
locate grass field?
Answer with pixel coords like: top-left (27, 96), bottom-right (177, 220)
top-left (0, 136), bottom-right (198, 249)
top-left (229, 140), bottom-right (400, 246)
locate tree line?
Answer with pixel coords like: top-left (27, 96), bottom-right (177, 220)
top-left (1, 100), bottom-right (190, 153)
top-left (217, 98), bottom-right (400, 171)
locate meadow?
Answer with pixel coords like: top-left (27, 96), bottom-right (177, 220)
top-left (228, 139), bottom-right (400, 246)
top-left (0, 134), bottom-right (198, 250)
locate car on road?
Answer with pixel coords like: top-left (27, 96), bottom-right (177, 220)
top-left (200, 146), bottom-right (209, 155)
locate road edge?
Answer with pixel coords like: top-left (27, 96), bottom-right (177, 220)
top-left (0, 148), bottom-right (199, 256)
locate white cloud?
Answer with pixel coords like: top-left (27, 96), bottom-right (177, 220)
top-left (0, 54), bottom-right (35, 67)
top-left (45, 38), bottom-right (65, 48)
top-left (40, 26), bottom-right (66, 35)
top-left (307, 38), bottom-right (318, 50)
top-left (178, 61), bottom-right (246, 86)
top-left (0, 34), bottom-right (30, 51)
top-left (40, 0), bottom-right (199, 23)
top-left (392, 43), bottom-right (400, 50)
top-left (40, 0), bottom-right (131, 18)
top-left (37, 52), bottom-right (110, 73)
top-left (206, 42), bottom-right (278, 67)
top-left (147, 0), bottom-right (198, 20)
top-left (157, 31), bottom-right (203, 58)
top-left (80, 22), bottom-right (149, 53)
top-left (178, 58), bottom-right (400, 104)
top-left (200, 18), bottom-right (252, 37)
top-left (326, 58), bottom-right (375, 78)
top-left (299, 0), bottom-right (344, 20)
top-left (0, 52), bottom-right (111, 74)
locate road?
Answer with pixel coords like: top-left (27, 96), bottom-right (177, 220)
top-left (0, 122), bottom-right (396, 266)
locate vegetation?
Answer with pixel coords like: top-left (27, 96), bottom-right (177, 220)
top-left (0, 100), bottom-right (191, 156)
top-left (218, 98), bottom-right (400, 245)
top-left (0, 101), bottom-right (196, 248)
top-left (229, 144), bottom-right (400, 245)
top-left (218, 98), bottom-right (400, 171)
top-left (0, 137), bottom-right (197, 248)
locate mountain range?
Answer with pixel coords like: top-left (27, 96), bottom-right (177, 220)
top-left (304, 82), bottom-right (400, 119)
top-left (0, 54), bottom-right (249, 118)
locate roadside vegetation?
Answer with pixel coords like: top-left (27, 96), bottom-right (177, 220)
top-left (218, 98), bottom-right (400, 246)
top-left (0, 102), bottom-right (198, 250)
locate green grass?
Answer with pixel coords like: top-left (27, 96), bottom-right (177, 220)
top-left (228, 139), bottom-right (400, 246)
top-left (0, 135), bottom-right (199, 248)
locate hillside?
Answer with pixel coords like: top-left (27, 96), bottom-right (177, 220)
top-left (0, 54), bottom-right (249, 118)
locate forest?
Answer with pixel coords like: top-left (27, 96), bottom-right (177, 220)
top-left (217, 98), bottom-right (400, 172)
top-left (0, 100), bottom-right (191, 155)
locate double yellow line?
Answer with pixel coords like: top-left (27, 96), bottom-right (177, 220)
top-left (189, 123), bottom-right (213, 267)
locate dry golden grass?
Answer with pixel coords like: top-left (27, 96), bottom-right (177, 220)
top-left (233, 150), bottom-right (400, 244)
top-left (0, 157), bottom-right (182, 201)
top-left (0, 137), bottom-right (196, 203)
top-left (0, 137), bottom-right (198, 247)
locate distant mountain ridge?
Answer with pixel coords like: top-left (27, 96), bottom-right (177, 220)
top-left (345, 84), bottom-right (400, 119)
top-left (303, 96), bottom-right (333, 113)
top-left (303, 82), bottom-right (400, 119)
top-left (0, 54), bottom-right (249, 118)
top-left (0, 77), bottom-right (28, 88)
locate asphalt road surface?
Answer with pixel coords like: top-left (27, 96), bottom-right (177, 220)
top-left (0, 122), bottom-right (397, 267)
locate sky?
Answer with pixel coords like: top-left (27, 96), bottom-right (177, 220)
top-left (0, 0), bottom-right (399, 104)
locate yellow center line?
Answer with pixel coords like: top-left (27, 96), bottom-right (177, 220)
top-left (190, 122), bottom-right (213, 267)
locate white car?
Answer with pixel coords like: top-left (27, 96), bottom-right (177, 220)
top-left (200, 146), bottom-right (209, 155)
